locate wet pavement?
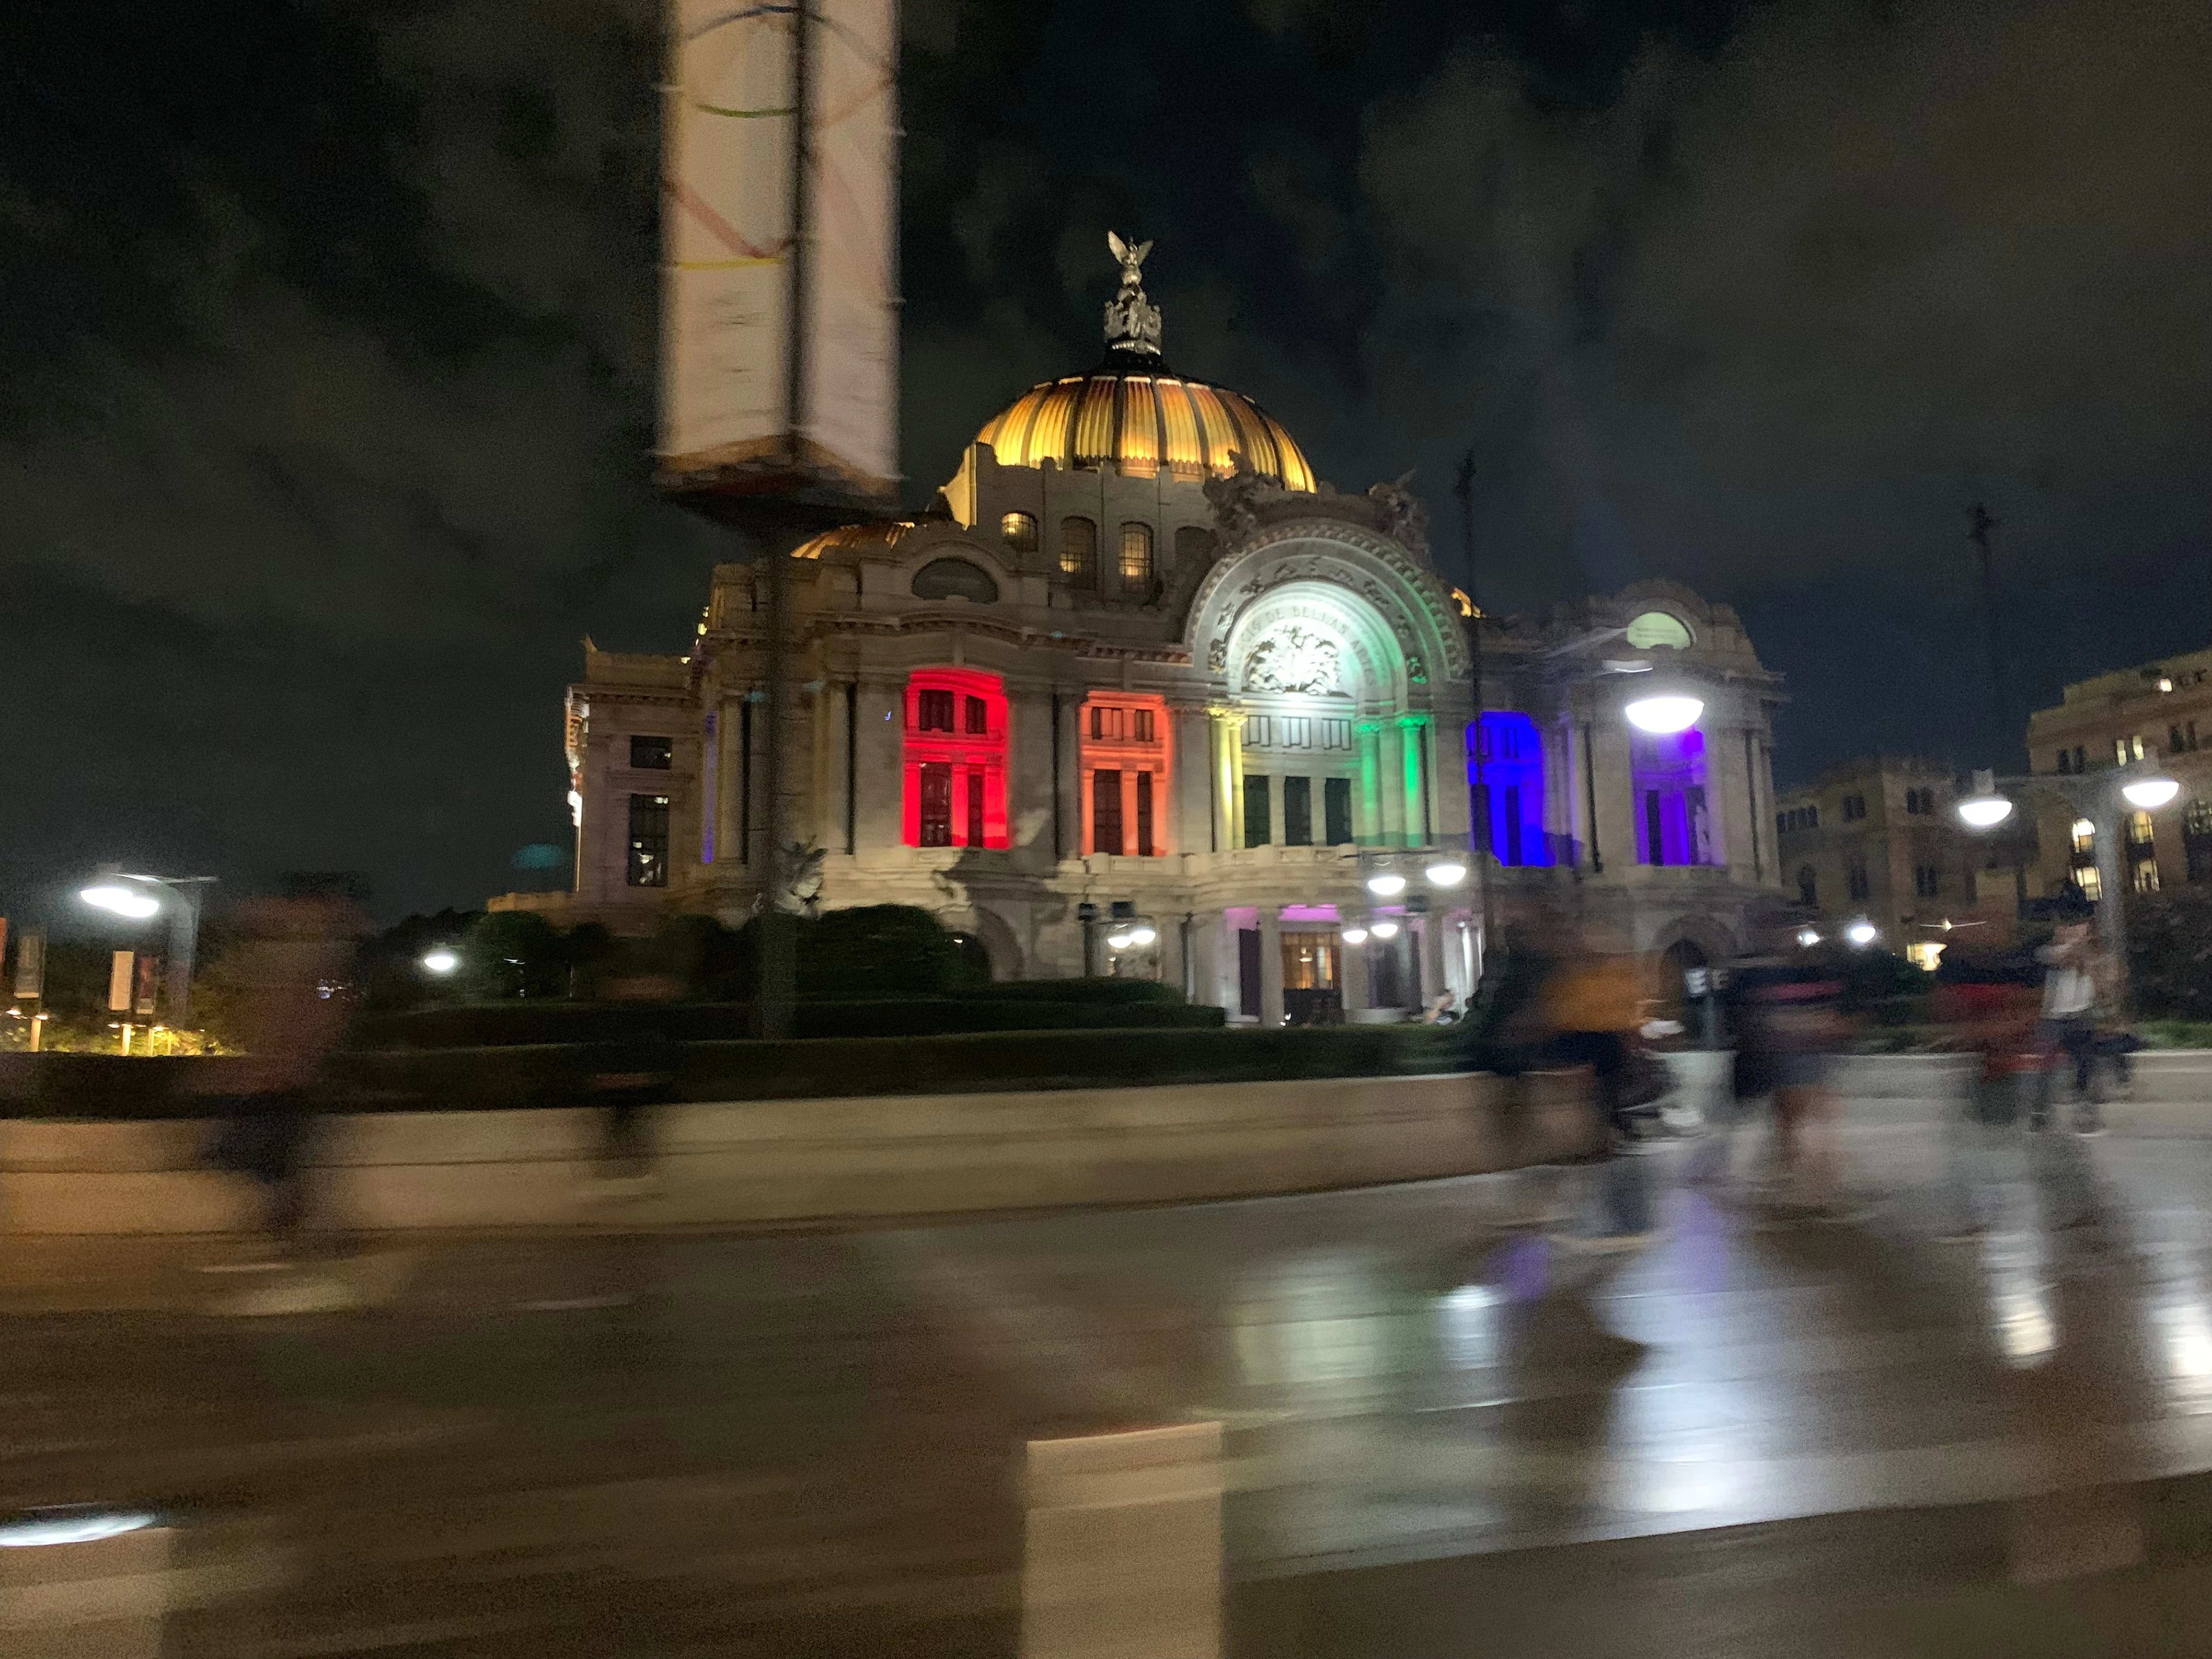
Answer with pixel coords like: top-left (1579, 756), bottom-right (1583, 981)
top-left (13, 1089), bottom-right (2212, 1654)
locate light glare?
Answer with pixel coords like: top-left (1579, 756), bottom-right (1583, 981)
top-left (1424, 860), bottom-right (1467, 887)
top-left (2123, 777), bottom-right (2180, 810)
top-left (1129, 924), bottom-right (1157, 946)
top-left (421, 949), bottom-right (460, 975)
top-left (1370, 920), bottom-right (1400, 940)
top-left (81, 884), bottom-right (160, 919)
top-left (1623, 694), bottom-right (1704, 734)
top-left (1366, 872), bottom-right (1407, 897)
top-left (0, 1509), bottom-right (160, 1548)
top-left (1956, 795), bottom-right (2014, 829)
top-left (1340, 926), bottom-right (1369, 946)
top-left (1844, 921), bottom-right (1878, 947)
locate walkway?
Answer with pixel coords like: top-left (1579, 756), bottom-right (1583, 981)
top-left (11, 1090), bottom-right (2212, 1654)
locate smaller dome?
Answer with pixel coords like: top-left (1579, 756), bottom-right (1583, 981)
top-left (976, 372), bottom-right (1315, 493)
top-left (790, 520), bottom-right (911, 560)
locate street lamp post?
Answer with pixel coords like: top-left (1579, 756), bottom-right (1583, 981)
top-left (1955, 763), bottom-right (2176, 976)
top-left (79, 873), bottom-right (215, 1027)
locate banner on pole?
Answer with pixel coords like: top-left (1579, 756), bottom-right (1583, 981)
top-left (108, 950), bottom-right (135, 1014)
top-left (658, 0), bottom-right (899, 507)
top-left (134, 954), bottom-right (160, 1020)
top-left (13, 931), bottom-right (43, 1002)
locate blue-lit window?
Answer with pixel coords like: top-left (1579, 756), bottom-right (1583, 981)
top-left (1471, 712), bottom-right (1552, 866)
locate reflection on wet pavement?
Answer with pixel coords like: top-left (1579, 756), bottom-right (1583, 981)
top-left (13, 1096), bottom-right (2212, 1652)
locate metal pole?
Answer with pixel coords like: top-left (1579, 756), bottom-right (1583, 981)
top-left (1969, 502), bottom-right (2012, 771)
top-left (1452, 450), bottom-right (1494, 961)
top-left (2094, 793), bottom-right (2127, 974)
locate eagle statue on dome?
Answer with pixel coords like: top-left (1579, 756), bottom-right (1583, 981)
top-left (1103, 231), bottom-right (1162, 357)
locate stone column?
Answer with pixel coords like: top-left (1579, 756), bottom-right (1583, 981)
top-left (1257, 908), bottom-right (1285, 1027)
top-left (1354, 720), bottom-right (1386, 845)
top-left (1056, 694), bottom-right (1085, 866)
top-left (855, 679), bottom-right (906, 852)
top-left (1416, 915), bottom-right (1447, 1010)
top-left (1339, 927), bottom-right (1370, 1014)
top-left (1376, 720), bottom-right (1406, 845)
top-left (1208, 706), bottom-right (1247, 852)
top-left (1007, 685), bottom-right (1059, 871)
top-left (1592, 710), bottom-right (1637, 875)
top-left (1398, 714), bottom-right (1433, 847)
top-left (1433, 715), bottom-right (1471, 847)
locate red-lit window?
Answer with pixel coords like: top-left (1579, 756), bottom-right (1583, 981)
top-left (1079, 692), bottom-right (1172, 857)
top-left (903, 669), bottom-right (1010, 849)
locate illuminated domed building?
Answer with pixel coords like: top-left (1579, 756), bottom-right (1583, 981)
top-left (516, 240), bottom-right (1787, 1017)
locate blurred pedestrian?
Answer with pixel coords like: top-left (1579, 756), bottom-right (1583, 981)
top-left (1931, 960), bottom-right (2043, 1241)
top-left (203, 883), bottom-right (369, 1310)
top-left (2032, 914), bottom-right (2125, 1136)
top-left (1723, 916), bottom-right (1856, 1217)
top-left (1539, 932), bottom-right (1662, 1248)
top-left (584, 963), bottom-right (684, 1197)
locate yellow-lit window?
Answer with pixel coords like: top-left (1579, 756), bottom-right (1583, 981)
top-left (1059, 517), bottom-right (1097, 585)
top-left (2077, 866), bottom-right (2103, 901)
top-left (2116, 733), bottom-right (2146, 763)
top-left (2130, 809), bottom-right (2156, 846)
top-left (2072, 818), bottom-right (2096, 854)
top-left (1119, 522), bottom-right (1153, 587)
top-left (2134, 861), bottom-right (2161, 893)
top-left (1905, 942), bottom-right (1945, 973)
top-left (1001, 512), bottom-right (1037, 554)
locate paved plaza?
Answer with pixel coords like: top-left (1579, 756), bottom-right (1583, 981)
top-left (14, 1088), bottom-right (2212, 1654)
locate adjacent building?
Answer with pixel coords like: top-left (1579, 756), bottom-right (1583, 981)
top-left (1773, 758), bottom-right (2007, 962)
top-left (2024, 646), bottom-right (2212, 901)
top-left (499, 243), bottom-right (1789, 1017)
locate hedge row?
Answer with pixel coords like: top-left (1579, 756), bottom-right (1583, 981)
top-left (0, 1025), bottom-right (1464, 1120)
top-left (354, 994), bottom-right (1223, 1050)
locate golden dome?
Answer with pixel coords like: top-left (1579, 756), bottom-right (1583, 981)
top-left (790, 520), bottom-right (911, 559)
top-left (974, 369), bottom-right (1316, 494)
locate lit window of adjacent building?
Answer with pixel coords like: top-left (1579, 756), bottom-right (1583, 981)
top-left (626, 793), bottom-right (670, 887)
top-left (2116, 733), bottom-right (2147, 763)
top-left (1059, 517), bottom-right (1097, 586)
top-left (2187, 798), bottom-right (2212, 883)
top-left (903, 670), bottom-right (1009, 850)
top-left (1119, 522), bottom-right (1154, 588)
top-left (2128, 808), bottom-right (2157, 850)
top-left (1001, 511), bottom-right (1038, 554)
top-left (1080, 693), bottom-right (1171, 856)
top-left (629, 734), bottom-right (673, 769)
top-left (2134, 861), bottom-right (2162, 893)
top-left (2072, 817), bottom-right (2096, 855)
top-left (2077, 866), bottom-right (2104, 902)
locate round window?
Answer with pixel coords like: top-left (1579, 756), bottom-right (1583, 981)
top-left (1624, 611), bottom-right (1692, 649)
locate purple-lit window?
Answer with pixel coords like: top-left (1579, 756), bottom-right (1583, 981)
top-left (1471, 713), bottom-right (1552, 866)
top-left (1633, 729), bottom-right (1720, 866)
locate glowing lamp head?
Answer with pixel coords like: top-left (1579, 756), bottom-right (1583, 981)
top-left (1423, 860), bottom-right (1467, 888)
top-left (420, 949), bottom-right (460, 976)
top-left (1366, 872), bottom-right (1407, 898)
top-left (1623, 694), bottom-right (1704, 735)
top-left (1340, 926), bottom-right (1369, 946)
top-left (1956, 795), bottom-right (2014, 829)
top-left (1844, 921), bottom-right (1878, 948)
top-left (1369, 919), bottom-right (1401, 941)
top-left (1105, 930), bottom-right (1134, 950)
top-left (1129, 924), bottom-right (1157, 946)
top-left (1796, 928), bottom-right (1822, 949)
top-left (2123, 777), bottom-right (2180, 810)
top-left (81, 884), bottom-right (160, 920)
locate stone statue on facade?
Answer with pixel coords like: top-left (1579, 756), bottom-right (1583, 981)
top-left (1243, 623), bottom-right (1343, 696)
top-left (1103, 231), bottom-right (1162, 357)
top-left (1203, 451), bottom-right (1267, 546)
top-left (1366, 471), bottom-right (1429, 555)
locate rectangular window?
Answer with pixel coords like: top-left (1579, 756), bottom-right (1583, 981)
top-left (965, 695), bottom-right (988, 736)
top-left (1134, 708), bottom-right (1154, 742)
top-left (918, 689), bottom-right (955, 732)
top-left (2078, 865), bottom-right (2104, 902)
top-left (1093, 768), bottom-right (1124, 854)
top-left (1324, 777), bottom-right (1353, 846)
top-left (1842, 794), bottom-right (1866, 821)
top-left (2135, 860), bottom-right (2161, 893)
top-left (1119, 522), bottom-right (1154, 586)
top-left (1323, 719), bottom-right (1352, 749)
top-left (1644, 790), bottom-right (1665, 866)
top-left (1244, 775), bottom-right (1272, 847)
top-left (919, 763), bottom-right (953, 846)
top-left (2187, 798), bottom-right (2212, 882)
top-left (629, 734), bottom-right (673, 769)
top-left (1848, 861), bottom-right (1870, 900)
top-left (1283, 775), bottom-right (1313, 846)
top-left (1244, 715), bottom-right (1271, 748)
top-left (625, 793), bottom-right (670, 887)
top-left (966, 767), bottom-right (985, 847)
top-left (1237, 928), bottom-right (1262, 1017)
top-left (1281, 717), bottom-right (1310, 748)
top-left (1914, 865), bottom-right (1940, 899)
top-left (1136, 771), bottom-right (1155, 856)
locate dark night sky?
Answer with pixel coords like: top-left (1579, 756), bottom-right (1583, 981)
top-left (3, 0), bottom-right (2210, 923)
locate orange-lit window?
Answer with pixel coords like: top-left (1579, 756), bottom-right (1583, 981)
top-left (1001, 512), bottom-right (1037, 554)
top-left (1080, 692), bottom-right (1172, 856)
top-left (903, 670), bottom-right (1010, 849)
top-left (1119, 522), bottom-right (1154, 587)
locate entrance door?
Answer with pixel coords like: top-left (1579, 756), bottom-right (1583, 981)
top-left (1237, 928), bottom-right (1262, 1019)
top-left (1279, 930), bottom-right (1342, 1025)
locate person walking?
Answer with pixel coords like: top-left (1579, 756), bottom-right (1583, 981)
top-left (1539, 935), bottom-right (1660, 1248)
top-left (1722, 920), bottom-right (1855, 1218)
top-left (2032, 915), bottom-right (2123, 1136)
top-left (1931, 963), bottom-right (2043, 1241)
